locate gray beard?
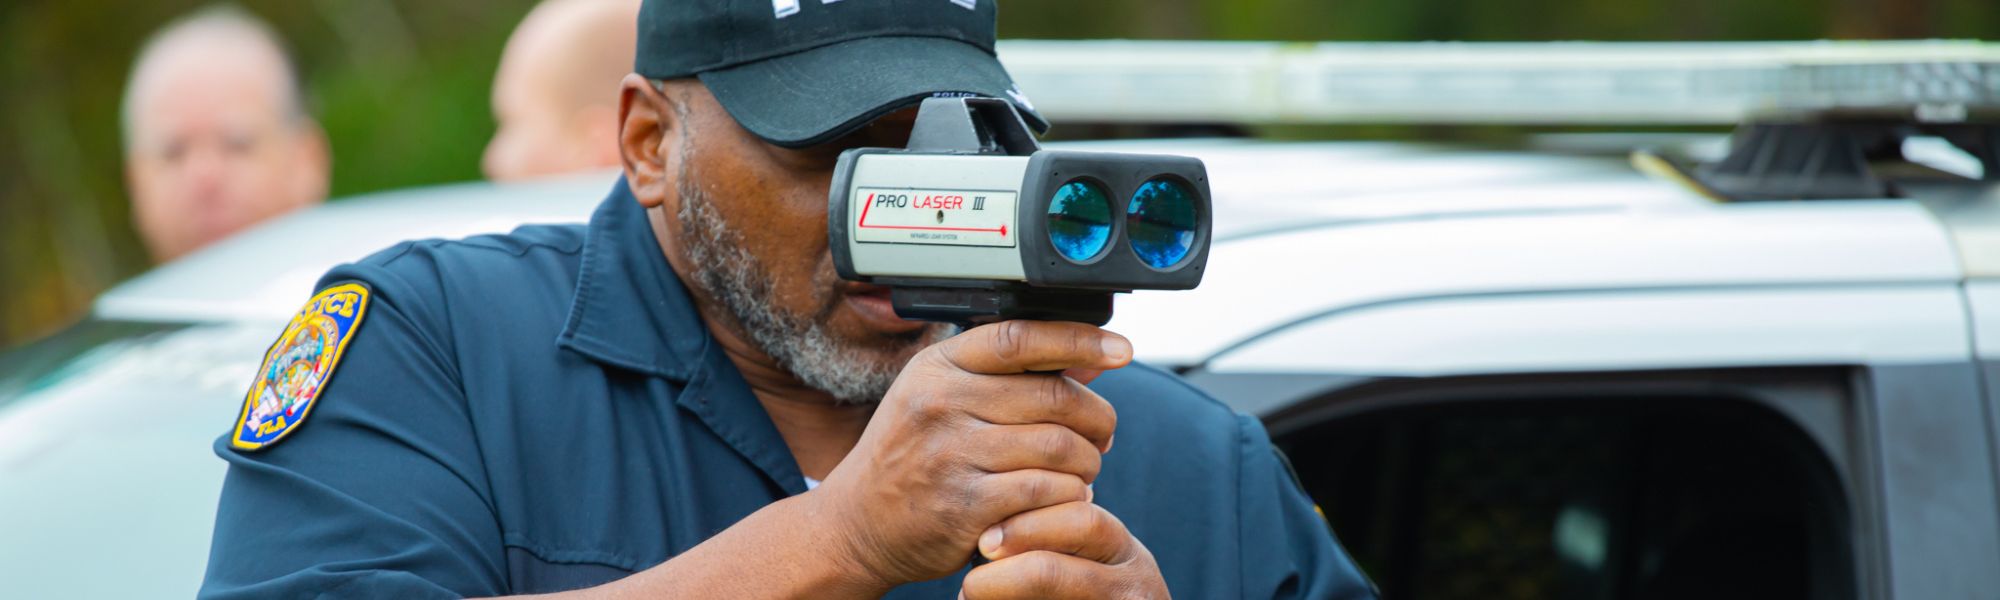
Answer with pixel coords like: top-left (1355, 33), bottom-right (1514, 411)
top-left (673, 175), bottom-right (948, 405)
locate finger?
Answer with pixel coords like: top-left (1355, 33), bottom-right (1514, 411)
top-left (933, 321), bottom-right (1132, 375)
top-left (961, 550), bottom-right (1113, 600)
top-left (978, 501), bottom-right (1134, 564)
top-left (965, 423), bottom-right (1104, 483)
top-left (972, 469), bottom-right (1090, 527)
top-left (960, 374), bottom-right (1117, 453)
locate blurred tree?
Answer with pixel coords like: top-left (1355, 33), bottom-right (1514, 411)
top-left (0, 0), bottom-right (1995, 349)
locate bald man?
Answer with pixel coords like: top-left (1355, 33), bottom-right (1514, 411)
top-left (483, 0), bottom-right (640, 182)
top-left (122, 5), bottom-right (330, 263)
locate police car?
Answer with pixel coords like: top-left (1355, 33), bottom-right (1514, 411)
top-left (3, 41), bottom-right (1997, 599)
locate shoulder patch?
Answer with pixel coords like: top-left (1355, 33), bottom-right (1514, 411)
top-left (231, 283), bottom-right (371, 452)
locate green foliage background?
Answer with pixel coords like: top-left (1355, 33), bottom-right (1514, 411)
top-left (0, 0), bottom-right (1994, 348)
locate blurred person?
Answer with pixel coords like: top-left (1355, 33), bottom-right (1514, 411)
top-left (482, 0), bottom-right (639, 181)
top-left (121, 5), bottom-right (329, 263)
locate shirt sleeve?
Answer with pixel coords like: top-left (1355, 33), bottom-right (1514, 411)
top-left (200, 266), bottom-right (507, 599)
top-left (1236, 413), bottom-right (1380, 600)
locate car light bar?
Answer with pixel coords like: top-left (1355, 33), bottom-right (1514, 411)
top-left (996, 40), bottom-right (2000, 125)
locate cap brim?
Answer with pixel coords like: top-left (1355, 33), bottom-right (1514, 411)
top-left (698, 36), bottom-right (1048, 148)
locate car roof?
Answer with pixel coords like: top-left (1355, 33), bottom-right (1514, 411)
top-left (86, 139), bottom-right (1980, 369)
top-left (1079, 144), bottom-right (1976, 368)
top-left (93, 139), bottom-right (1683, 322)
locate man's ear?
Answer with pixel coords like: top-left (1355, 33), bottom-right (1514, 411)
top-left (618, 74), bottom-right (672, 209)
top-left (294, 119), bottom-right (332, 208)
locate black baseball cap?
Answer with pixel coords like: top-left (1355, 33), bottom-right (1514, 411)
top-left (635, 0), bottom-right (1048, 148)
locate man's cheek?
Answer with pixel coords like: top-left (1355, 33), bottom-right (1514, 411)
top-left (762, 247), bottom-right (830, 310)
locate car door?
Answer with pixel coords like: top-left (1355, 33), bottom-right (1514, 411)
top-left (1182, 281), bottom-right (1993, 600)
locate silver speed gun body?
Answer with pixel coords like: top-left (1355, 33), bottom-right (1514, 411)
top-left (829, 98), bottom-right (1212, 325)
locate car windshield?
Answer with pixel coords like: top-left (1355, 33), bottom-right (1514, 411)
top-left (0, 319), bottom-right (278, 598)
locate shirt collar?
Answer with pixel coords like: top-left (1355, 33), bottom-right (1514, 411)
top-left (557, 177), bottom-right (707, 380)
top-left (556, 177), bottom-right (810, 496)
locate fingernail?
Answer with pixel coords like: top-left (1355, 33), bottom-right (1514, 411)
top-left (1084, 484), bottom-right (1095, 503)
top-left (1100, 336), bottom-right (1131, 362)
top-left (1104, 434), bottom-right (1115, 454)
top-left (979, 526), bottom-right (1003, 556)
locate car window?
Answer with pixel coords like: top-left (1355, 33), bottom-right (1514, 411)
top-left (0, 320), bottom-right (189, 404)
top-left (1279, 397), bottom-right (1853, 600)
top-left (0, 319), bottom-right (275, 598)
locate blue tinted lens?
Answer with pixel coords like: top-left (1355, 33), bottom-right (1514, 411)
top-left (1047, 180), bottom-right (1113, 262)
top-left (1127, 179), bottom-right (1198, 268)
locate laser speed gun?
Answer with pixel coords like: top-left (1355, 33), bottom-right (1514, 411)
top-left (829, 97), bottom-right (1212, 326)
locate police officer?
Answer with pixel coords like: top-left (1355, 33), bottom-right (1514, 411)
top-left (201, 1), bottom-right (1378, 598)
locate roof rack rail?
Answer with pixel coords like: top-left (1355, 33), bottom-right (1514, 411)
top-left (997, 40), bottom-right (2000, 199)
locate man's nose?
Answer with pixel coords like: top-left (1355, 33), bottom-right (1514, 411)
top-left (182, 145), bottom-right (232, 202)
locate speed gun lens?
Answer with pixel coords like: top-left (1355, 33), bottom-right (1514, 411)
top-left (1127, 178), bottom-right (1198, 268)
top-left (1047, 180), bottom-right (1113, 262)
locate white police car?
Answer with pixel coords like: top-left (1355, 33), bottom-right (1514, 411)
top-left (3, 40), bottom-right (1997, 599)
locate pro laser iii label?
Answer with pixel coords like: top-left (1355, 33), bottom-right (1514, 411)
top-left (853, 187), bottom-right (1018, 248)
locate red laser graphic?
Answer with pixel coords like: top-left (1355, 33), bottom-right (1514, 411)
top-left (858, 193), bottom-right (1008, 236)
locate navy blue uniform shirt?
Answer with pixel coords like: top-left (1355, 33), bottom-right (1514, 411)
top-left (202, 180), bottom-right (1376, 599)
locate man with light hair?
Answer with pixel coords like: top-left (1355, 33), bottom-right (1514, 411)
top-left (122, 5), bottom-right (330, 263)
top-left (482, 0), bottom-right (640, 182)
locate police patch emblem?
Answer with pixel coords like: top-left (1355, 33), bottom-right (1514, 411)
top-left (230, 283), bottom-right (370, 451)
